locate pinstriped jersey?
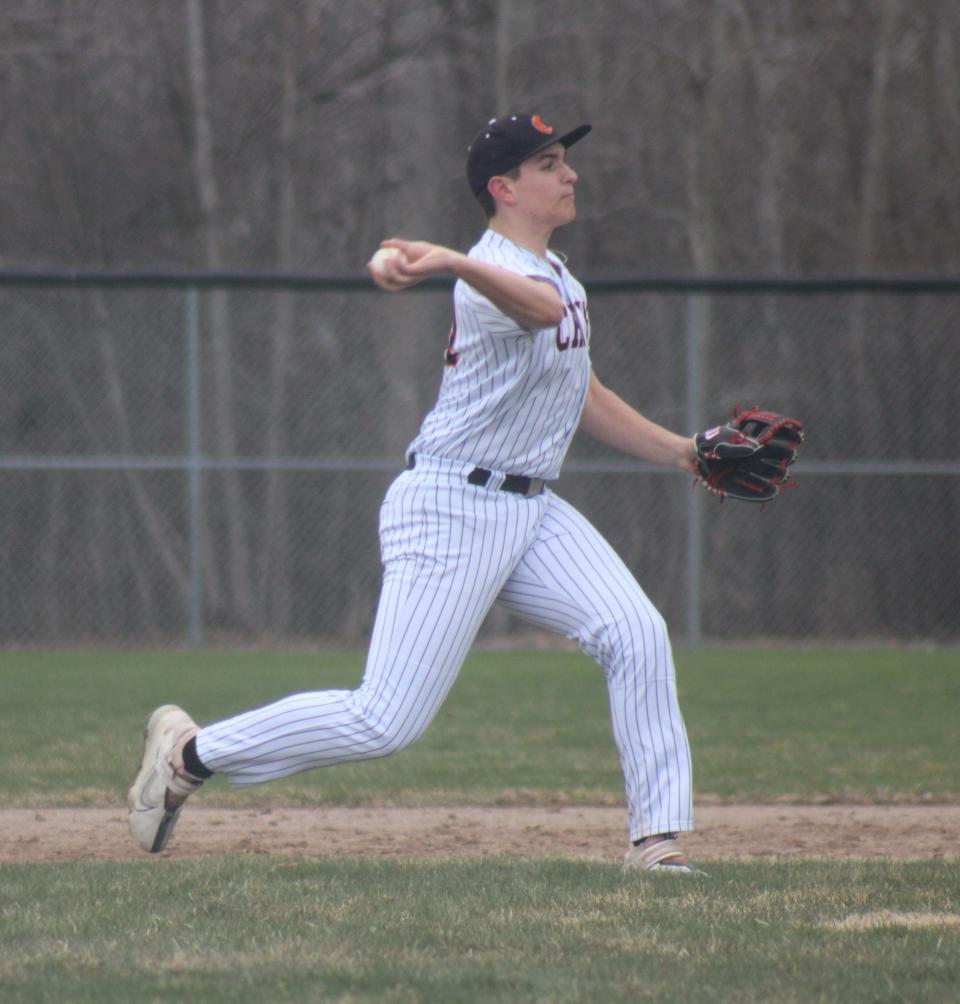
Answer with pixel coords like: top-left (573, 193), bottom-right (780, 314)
top-left (408, 229), bottom-right (591, 480)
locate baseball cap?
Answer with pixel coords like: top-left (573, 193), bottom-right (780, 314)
top-left (466, 114), bottom-right (591, 195)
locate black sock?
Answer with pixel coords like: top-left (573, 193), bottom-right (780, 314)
top-left (182, 736), bottom-right (214, 779)
top-left (633, 832), bottom-right (676, 847)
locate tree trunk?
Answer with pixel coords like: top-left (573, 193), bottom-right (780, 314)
top-left (261, 11), bottom-right (300, 635)
top-left (849, 0), bottom-right (896, 389)
top-left (494, 0), bottom-right (513, 116)
top-left (186, 0), bottom-right (255, 631)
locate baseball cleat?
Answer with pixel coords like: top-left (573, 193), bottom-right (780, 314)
top-left (623, 835), bottom-right (707, 876)
top-left (636, 860), bottom-right (709, 876)
top-left (127, 704), bottom-right (204, 853)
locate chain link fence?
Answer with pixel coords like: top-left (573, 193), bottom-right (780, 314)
top-left (1, 271), bottom-right (957, 648)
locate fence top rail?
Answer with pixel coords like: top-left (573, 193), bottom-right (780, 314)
top-left (1, 268), bottom-right (959, 294)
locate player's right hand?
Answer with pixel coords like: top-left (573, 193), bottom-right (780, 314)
top-left (367, 245), bottom-right (411, 291)
top-left (370, 239), bottom-right (460, 291)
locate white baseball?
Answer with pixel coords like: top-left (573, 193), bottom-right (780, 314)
top-left (369, 247), bottom-right (404, 276)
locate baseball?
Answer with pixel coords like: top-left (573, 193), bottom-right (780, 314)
top-left (369, 246), bottom-right (404, 276)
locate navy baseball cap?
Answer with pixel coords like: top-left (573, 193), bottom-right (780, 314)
top-left (466, 114), bottom-right (591, 195)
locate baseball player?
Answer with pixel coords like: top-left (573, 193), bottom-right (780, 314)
top-left (129, 113), bottom-right (703, 875)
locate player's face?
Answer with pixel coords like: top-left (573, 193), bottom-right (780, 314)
top-left (511, 143), bottom-right (579, 227)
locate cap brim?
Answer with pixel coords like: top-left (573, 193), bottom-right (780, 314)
top-left (516, 123), bottom-right (591, 174)
top-left (557, 124), bottom-right (591, 149)
top-left (524, 124), bottom-right (591, 163)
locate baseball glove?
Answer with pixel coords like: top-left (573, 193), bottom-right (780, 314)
top-left (695, 407), bottom-right (804, 502)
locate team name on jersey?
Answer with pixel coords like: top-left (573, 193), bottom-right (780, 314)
top-left (444, 296), bottom-right (587, 366)
top-left (556, 298), bottom-right (589, 351)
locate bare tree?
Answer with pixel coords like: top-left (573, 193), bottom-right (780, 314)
top-left (849, 0), bottom-right (897, 395)
top-left (260, 9), bottom-right (301, 634)
top-left (185, 0), bottom-right (255, 627)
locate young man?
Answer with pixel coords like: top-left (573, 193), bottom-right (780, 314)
top-left (129, 113), bottom-right (704, 874)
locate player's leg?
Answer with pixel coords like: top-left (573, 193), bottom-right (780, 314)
top-left (496, 492), bottom-right (693, 844)
top-left (194, 469), bottom-right (544, 786)
top-left (129, 469), bottom-right (544, 851)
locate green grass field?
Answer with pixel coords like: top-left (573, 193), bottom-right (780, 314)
top-left (1, 647), bottom-right (958, 1003)
top-left (2, 647), bottom-right (959, 806)
top-left (3, 858), bottom-right (958, 1004)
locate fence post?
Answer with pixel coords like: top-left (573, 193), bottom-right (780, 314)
top-left (185, 286), bottom-right (204, 648)
top-left (684, 293), bottom-right (705, 645)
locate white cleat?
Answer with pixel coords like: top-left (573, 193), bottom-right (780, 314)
top-left (623, 835), bottom-right (708, 877)
top-left (127, 704), bottom-right (203, 853)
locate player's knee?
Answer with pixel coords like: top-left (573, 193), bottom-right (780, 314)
top-left (601, 606), bottom-right (671, 667)
top-left (373, 723), bottom-right (414, 757)
top-left (353, 673), bottom-right (440, 757)
top-left (361, 710), bottom-right (429, 758)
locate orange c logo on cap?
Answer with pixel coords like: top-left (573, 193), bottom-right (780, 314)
top-left (531, 115), bottom-right (554, 135)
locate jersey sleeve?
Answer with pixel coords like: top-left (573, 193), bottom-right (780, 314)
top-left (456, 255), bottom-right (561, 336)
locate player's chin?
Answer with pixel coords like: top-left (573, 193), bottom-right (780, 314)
top-left (556, 197), bottom-right (577, 223)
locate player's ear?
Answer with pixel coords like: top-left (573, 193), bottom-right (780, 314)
top-left (487, 175), bottom-right (516, 208)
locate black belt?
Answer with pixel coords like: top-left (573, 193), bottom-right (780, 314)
top-left (406, 454), bottom-right (546, 497)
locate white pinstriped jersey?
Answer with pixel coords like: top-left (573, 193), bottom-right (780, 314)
top-left (407, 229), bottom-right (591, 480)
top-left (191, 228), bottom-right (694, 850)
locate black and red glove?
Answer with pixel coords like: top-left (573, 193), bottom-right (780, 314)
top-left (695, 407), bottom-right (804, 502)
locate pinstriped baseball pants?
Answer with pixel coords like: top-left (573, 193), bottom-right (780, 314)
top-left (196, 455), bottom-right (693, 841)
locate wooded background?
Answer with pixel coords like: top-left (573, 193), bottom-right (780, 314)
top-left (4, 1), bottom-right (959, 273)
top-left (1, 1), bottom-right (957, 646)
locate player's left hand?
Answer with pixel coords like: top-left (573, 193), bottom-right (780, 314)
top-left (694, 407), bottom-right (804, 503)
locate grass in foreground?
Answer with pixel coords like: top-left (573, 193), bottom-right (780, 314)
top-left (1, 857), bottom-right (958, 1004)
top-left (0, 647), bottom-right (957, 806)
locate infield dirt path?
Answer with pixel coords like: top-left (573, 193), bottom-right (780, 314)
top-left (2, 804), bottom-right (958, 863)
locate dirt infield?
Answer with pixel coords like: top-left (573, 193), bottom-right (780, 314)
top-left (2, 804), bottom-right (959, 863)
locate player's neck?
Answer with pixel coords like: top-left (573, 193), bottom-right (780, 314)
top-left (487, 217), bottom-right (554, 260)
